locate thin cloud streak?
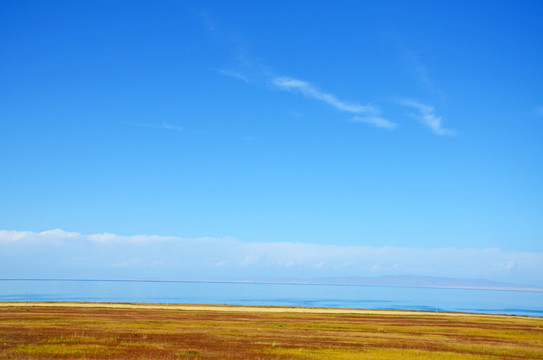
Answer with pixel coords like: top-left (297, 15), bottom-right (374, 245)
top-left (126, 122), bottom-right (182, 132)
top-left (195, 8), bottom-right (218, 34)
top-left (202, 9), bottom-right (455, 135)
top-left (217, 69), bottom-right (250, 83)
top-left (400, 99), bottom-right (455, 136)
top-left (402, 49), bottom-right (444, 98)
top-left (202, 12), bottom-right (398, 133)
top-left (272, 76), bottom-right (397, 130)
top-left (272, 76), bottom-right (377, 114)
top-left (161, 123), bottom-right (183, 131)
top-left (351, 116), bottom-right (397, 130)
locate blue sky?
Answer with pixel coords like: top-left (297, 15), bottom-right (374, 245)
top-left (1, 1), bottom-right (542, 285)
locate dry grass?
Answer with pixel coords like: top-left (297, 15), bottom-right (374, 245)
top-left (0, 302), bottom-right (542, 359)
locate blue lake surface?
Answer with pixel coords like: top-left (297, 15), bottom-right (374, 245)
top-left (1, 279), bottom-right (542, 317)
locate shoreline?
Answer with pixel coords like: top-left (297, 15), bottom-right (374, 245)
top-left (0, 301), bottom-right (533, 318)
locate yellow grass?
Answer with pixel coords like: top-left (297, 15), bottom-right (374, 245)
top-left (1, 302), bottom-right (542, 359)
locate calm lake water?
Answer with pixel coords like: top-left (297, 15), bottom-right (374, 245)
top-left (1, 279), bottom-right (542, 317)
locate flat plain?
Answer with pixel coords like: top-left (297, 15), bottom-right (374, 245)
top-left (1, 302), bottom-right (542, 359)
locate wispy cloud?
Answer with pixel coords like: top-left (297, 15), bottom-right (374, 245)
top-left (161, 123), bottom-right (183, 131)
top-left (195, 8), bottom-right (218, 34)
top-left (535, 106), bottom-right (543, 116)
top-left (217, 69), bottom-right (250, 83)
top-left (272, 77), bottom-right (376, 114)
top-left (127, 122), bottom-right (182, 132)
top-left (272, 76), bottom-right (397, 130)
top-left (200, 10), bottom-right (461, 136)
top-left (2, 229), bottom-right (542, 285)
top-left (201, 11), bottom-right (398, 132)
top-left (400, 99), bottom-right (455, 136)
top-left (402, 50), bottom-right (444, 98)
top-left (218, 68), bottom-right (398, 130)
top-left (351, 116), bottom-right (397, 130)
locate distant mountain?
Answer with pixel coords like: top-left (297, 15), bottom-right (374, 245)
top-left (301, 275), bottom-right (543, 292)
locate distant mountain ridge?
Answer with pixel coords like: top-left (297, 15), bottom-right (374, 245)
top-left (302, 275), bottom-right (543, 292)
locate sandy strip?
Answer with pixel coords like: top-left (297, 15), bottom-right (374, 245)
top-left (0, 301), bottom-right (516, 318)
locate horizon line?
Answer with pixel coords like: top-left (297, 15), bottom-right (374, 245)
top-left (2, 278), bottom-right (542, 293)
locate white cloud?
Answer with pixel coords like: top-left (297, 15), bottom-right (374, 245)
top-left (2, 229), bottom-right (542, 286)
top-left (272, 76), bottom-right (398, 130)
top-left (273, 77), bottom-right (377, 114)
top-left (0, 230), bottom-right (33, 244)
top-left (40, 229), bottom-right (80, 238)
top-left (0, 229), bottom-right (80, 244)
top-left (400, 99), bottom-right (455, 136)
top-left (204, 10), bottom-right (457, 136)
top-left (87, 232), bottom-right (178, 244)
top-left (536, 107), bottom-right (543, 116)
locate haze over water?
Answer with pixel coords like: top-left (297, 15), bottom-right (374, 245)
top-left (2, 279), bottom-right (543, 317)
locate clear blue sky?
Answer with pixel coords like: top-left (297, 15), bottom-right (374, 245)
top-left (1, 1), bottom-right (542, 284)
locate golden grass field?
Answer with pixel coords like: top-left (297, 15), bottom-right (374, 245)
top-left (1, 302), bottom-right (542, 359)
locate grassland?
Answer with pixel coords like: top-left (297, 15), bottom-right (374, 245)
top-left (1, 302), bottom-right (542, 359)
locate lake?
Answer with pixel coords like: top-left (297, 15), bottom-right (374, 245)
top-left (1, 279), bottom-right (542, 317)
